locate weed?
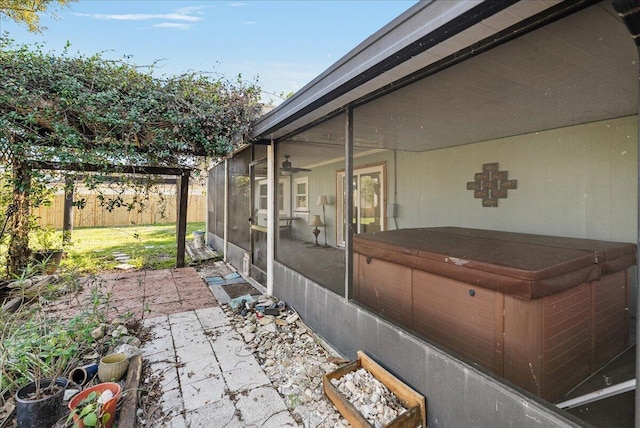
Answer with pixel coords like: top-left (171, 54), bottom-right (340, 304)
top-left (0, 270), bottom-right (118, 403)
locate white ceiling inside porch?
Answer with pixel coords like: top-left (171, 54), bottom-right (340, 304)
top-left (287, 2), bottom-right (637, 158)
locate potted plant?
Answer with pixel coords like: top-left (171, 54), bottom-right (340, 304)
top-left (14, 376), bottom-right (68, 428)
top-left (30, 226), bottom-right (65, 274)
top-left (67, 382), bottom-right (121, 428)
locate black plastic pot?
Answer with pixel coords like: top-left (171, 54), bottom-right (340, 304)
top-left (15, 377), bottom-right (68, 428)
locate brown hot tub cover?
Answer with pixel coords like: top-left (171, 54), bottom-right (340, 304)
top-left (353, 227), bottom-right (636, 300)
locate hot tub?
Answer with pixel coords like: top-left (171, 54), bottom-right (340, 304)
top-left (353, 227), bottom-right (636, 402)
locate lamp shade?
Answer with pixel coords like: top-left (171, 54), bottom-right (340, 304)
top-left (317, 195), bottom-right (329, 206)
top-left (308, 215), bottom-right (323, 227)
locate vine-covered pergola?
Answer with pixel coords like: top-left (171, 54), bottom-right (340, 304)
top-left (0, 39), bottom-right (261, 274)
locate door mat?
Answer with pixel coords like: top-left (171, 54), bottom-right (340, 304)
top-left (223, 282), bottom-right (260, 299)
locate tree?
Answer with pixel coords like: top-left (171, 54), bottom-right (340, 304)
top-left (0, 39), bottom-right (261, 275)
top-left (0, 0), bottom-right (75, 33)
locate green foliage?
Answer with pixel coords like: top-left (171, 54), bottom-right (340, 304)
top-left (31, 225), bottom-right (63, 250)
top-left (0, 297), bottom-right (100, 397)
top-left (0, 37), bottom-right (260, 273)
top-left (0, 0), bottom-right (75, 33)
top-left (0, 38), bottom-right (261, 168)
top-left (67, 390), bottom-right (113, 427)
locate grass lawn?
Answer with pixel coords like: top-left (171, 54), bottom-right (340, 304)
top-left (61, 222), bottom-right (206, 273)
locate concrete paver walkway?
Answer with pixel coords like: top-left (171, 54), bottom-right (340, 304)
top-left (142, 306), bottom-right (297, 427)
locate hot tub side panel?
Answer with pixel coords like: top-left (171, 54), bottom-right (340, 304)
top-left (412, 269), bottom-right (505, 375)
top-left (503, 283), bottom-right (593, 401)
top-left (591, 270), bottom-right (630, 368)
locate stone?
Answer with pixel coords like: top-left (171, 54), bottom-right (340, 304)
top-left (91, 325), bottom-right (105, 339)
top-left (262, 323), bottom-right (278, 334)
top-left (111, 324), bottom-right (128, 338)
top-left (118, 335), bottom-right (142, 348)
top-left (330, 365), bottom-right (408, 427)
top-left (257, 316), bottom-right (274, 325)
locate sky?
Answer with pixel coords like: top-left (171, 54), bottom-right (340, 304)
top-left (0, 1), bottom-right (418, 105)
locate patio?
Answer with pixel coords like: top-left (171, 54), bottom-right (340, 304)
top-left (43, 267), bottom-right (219, 321)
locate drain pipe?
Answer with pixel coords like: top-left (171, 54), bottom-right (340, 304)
top-left (611, 1), bottom-right (640, 426)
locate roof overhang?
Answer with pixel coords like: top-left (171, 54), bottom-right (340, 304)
top-left (250, 0), bottom-right (635, 150)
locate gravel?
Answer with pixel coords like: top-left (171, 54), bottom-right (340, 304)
top-left (222, 299), bottom-right (351, 427)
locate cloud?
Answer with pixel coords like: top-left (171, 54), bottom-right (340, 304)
top-left (153, 23), bottom-right (192, 30)
top-left (244, 21), bottom-right (257, 25)
top-left (175, 5), bottom-right (209, 15)
top-left (73, 6), bottom-right (208, 31)
top-left (75, 12), bottom-right (202, 22)
top-left (73, 5), bottom-right (210, 29)
top-left (228, 2), bottom-right (249, 7)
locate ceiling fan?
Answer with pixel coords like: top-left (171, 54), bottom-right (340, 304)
top-left (280, 155), bottom-right (311, 175)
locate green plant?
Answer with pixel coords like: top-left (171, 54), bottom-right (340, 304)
top-left (0, 307), bottom-right (79, 398)
top-left (0, 277), bottom-right (112, 401)
top-left (32, 226), bottom-right (64, 251)
top-left (67, 390), bottom-right (113, 427)
top-left (0, 37), bottom-right (260, 275)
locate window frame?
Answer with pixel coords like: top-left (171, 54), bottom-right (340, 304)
top-left (293, 176), bottom-right (309, 213)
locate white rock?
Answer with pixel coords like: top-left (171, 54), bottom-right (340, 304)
top-left (98, 389), bottom-right (114, 404)
top-left (344, 380), bottom-right (356, 393)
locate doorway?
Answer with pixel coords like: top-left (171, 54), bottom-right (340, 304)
top-left (337, 163), bottom-right (386, 246)
top-left (249, 158), bottom-right (267, 284)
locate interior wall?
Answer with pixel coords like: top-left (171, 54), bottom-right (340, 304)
top-left (387, 115), bottom-right (637, 243)
top-left (286, 115), bottom-right (637, 245)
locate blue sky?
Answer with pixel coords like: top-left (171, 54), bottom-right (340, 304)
top-left (0, 1), bottom-right (417, 104)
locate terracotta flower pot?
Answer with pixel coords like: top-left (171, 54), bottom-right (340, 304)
top-left (68, 382), bottom-right (121, 428)
top-left (97, 353), bottom-right (129, 382)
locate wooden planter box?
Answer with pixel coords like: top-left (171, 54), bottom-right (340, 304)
top-left (323, 350), bottom-right (427, 428)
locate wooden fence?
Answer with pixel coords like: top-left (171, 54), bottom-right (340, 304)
top-left (32, 193), bottom-right (206, 228)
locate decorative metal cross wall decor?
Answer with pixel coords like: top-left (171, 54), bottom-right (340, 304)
top-left (466, 162), bottom-right (517, 207)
